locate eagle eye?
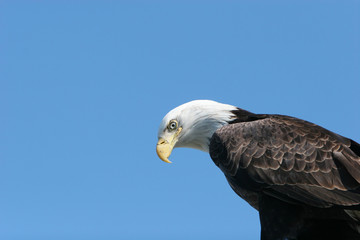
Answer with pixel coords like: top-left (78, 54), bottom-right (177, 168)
top-left (168, 120), bottom-right (178, 131)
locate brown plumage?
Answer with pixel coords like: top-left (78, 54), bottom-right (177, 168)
top-left (157, 100), bottom-right (360, 240)
top-left (210, 113), bottom-right (360, 239)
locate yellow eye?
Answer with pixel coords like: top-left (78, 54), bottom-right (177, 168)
top-left (168, 120), bottom-right (178, 131)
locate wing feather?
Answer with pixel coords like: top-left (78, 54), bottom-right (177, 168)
top-left (209, 115), bottom-right (360, 207)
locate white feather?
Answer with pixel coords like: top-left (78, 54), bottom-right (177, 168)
top-left (158, 100), bottom-right (237, 152)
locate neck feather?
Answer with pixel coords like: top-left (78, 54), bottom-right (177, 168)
top-left (175, 102), bottom-right (238, 152)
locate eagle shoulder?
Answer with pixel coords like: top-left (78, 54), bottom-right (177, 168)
top-left (209, 115), bottom-right (360, 207)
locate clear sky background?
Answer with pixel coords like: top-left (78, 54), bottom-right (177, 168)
top-left (1, 1), bottom-right (359, 240)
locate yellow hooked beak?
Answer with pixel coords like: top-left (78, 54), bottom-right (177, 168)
top-left (156, 138), bottom-right (173, 163)
top-left (156, 127), bottom-right (182, 163)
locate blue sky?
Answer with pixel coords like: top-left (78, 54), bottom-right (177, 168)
top-left (1, 1), bottom-right (359, 239)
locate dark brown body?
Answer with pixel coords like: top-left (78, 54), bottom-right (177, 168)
top-left (209, 111), bottom-right (360, 240)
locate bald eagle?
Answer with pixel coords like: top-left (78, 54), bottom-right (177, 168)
top-left (156, 100), bottom-right (360, 240)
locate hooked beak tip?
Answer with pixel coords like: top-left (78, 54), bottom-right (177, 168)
top-left (156, 138), bottom-right (173, 163)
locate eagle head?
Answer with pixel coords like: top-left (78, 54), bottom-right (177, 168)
top-left (156, 100), bottom-right (237, 163)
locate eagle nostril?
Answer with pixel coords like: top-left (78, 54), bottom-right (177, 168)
top-left (157, 138), bottom-right (167, 145)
